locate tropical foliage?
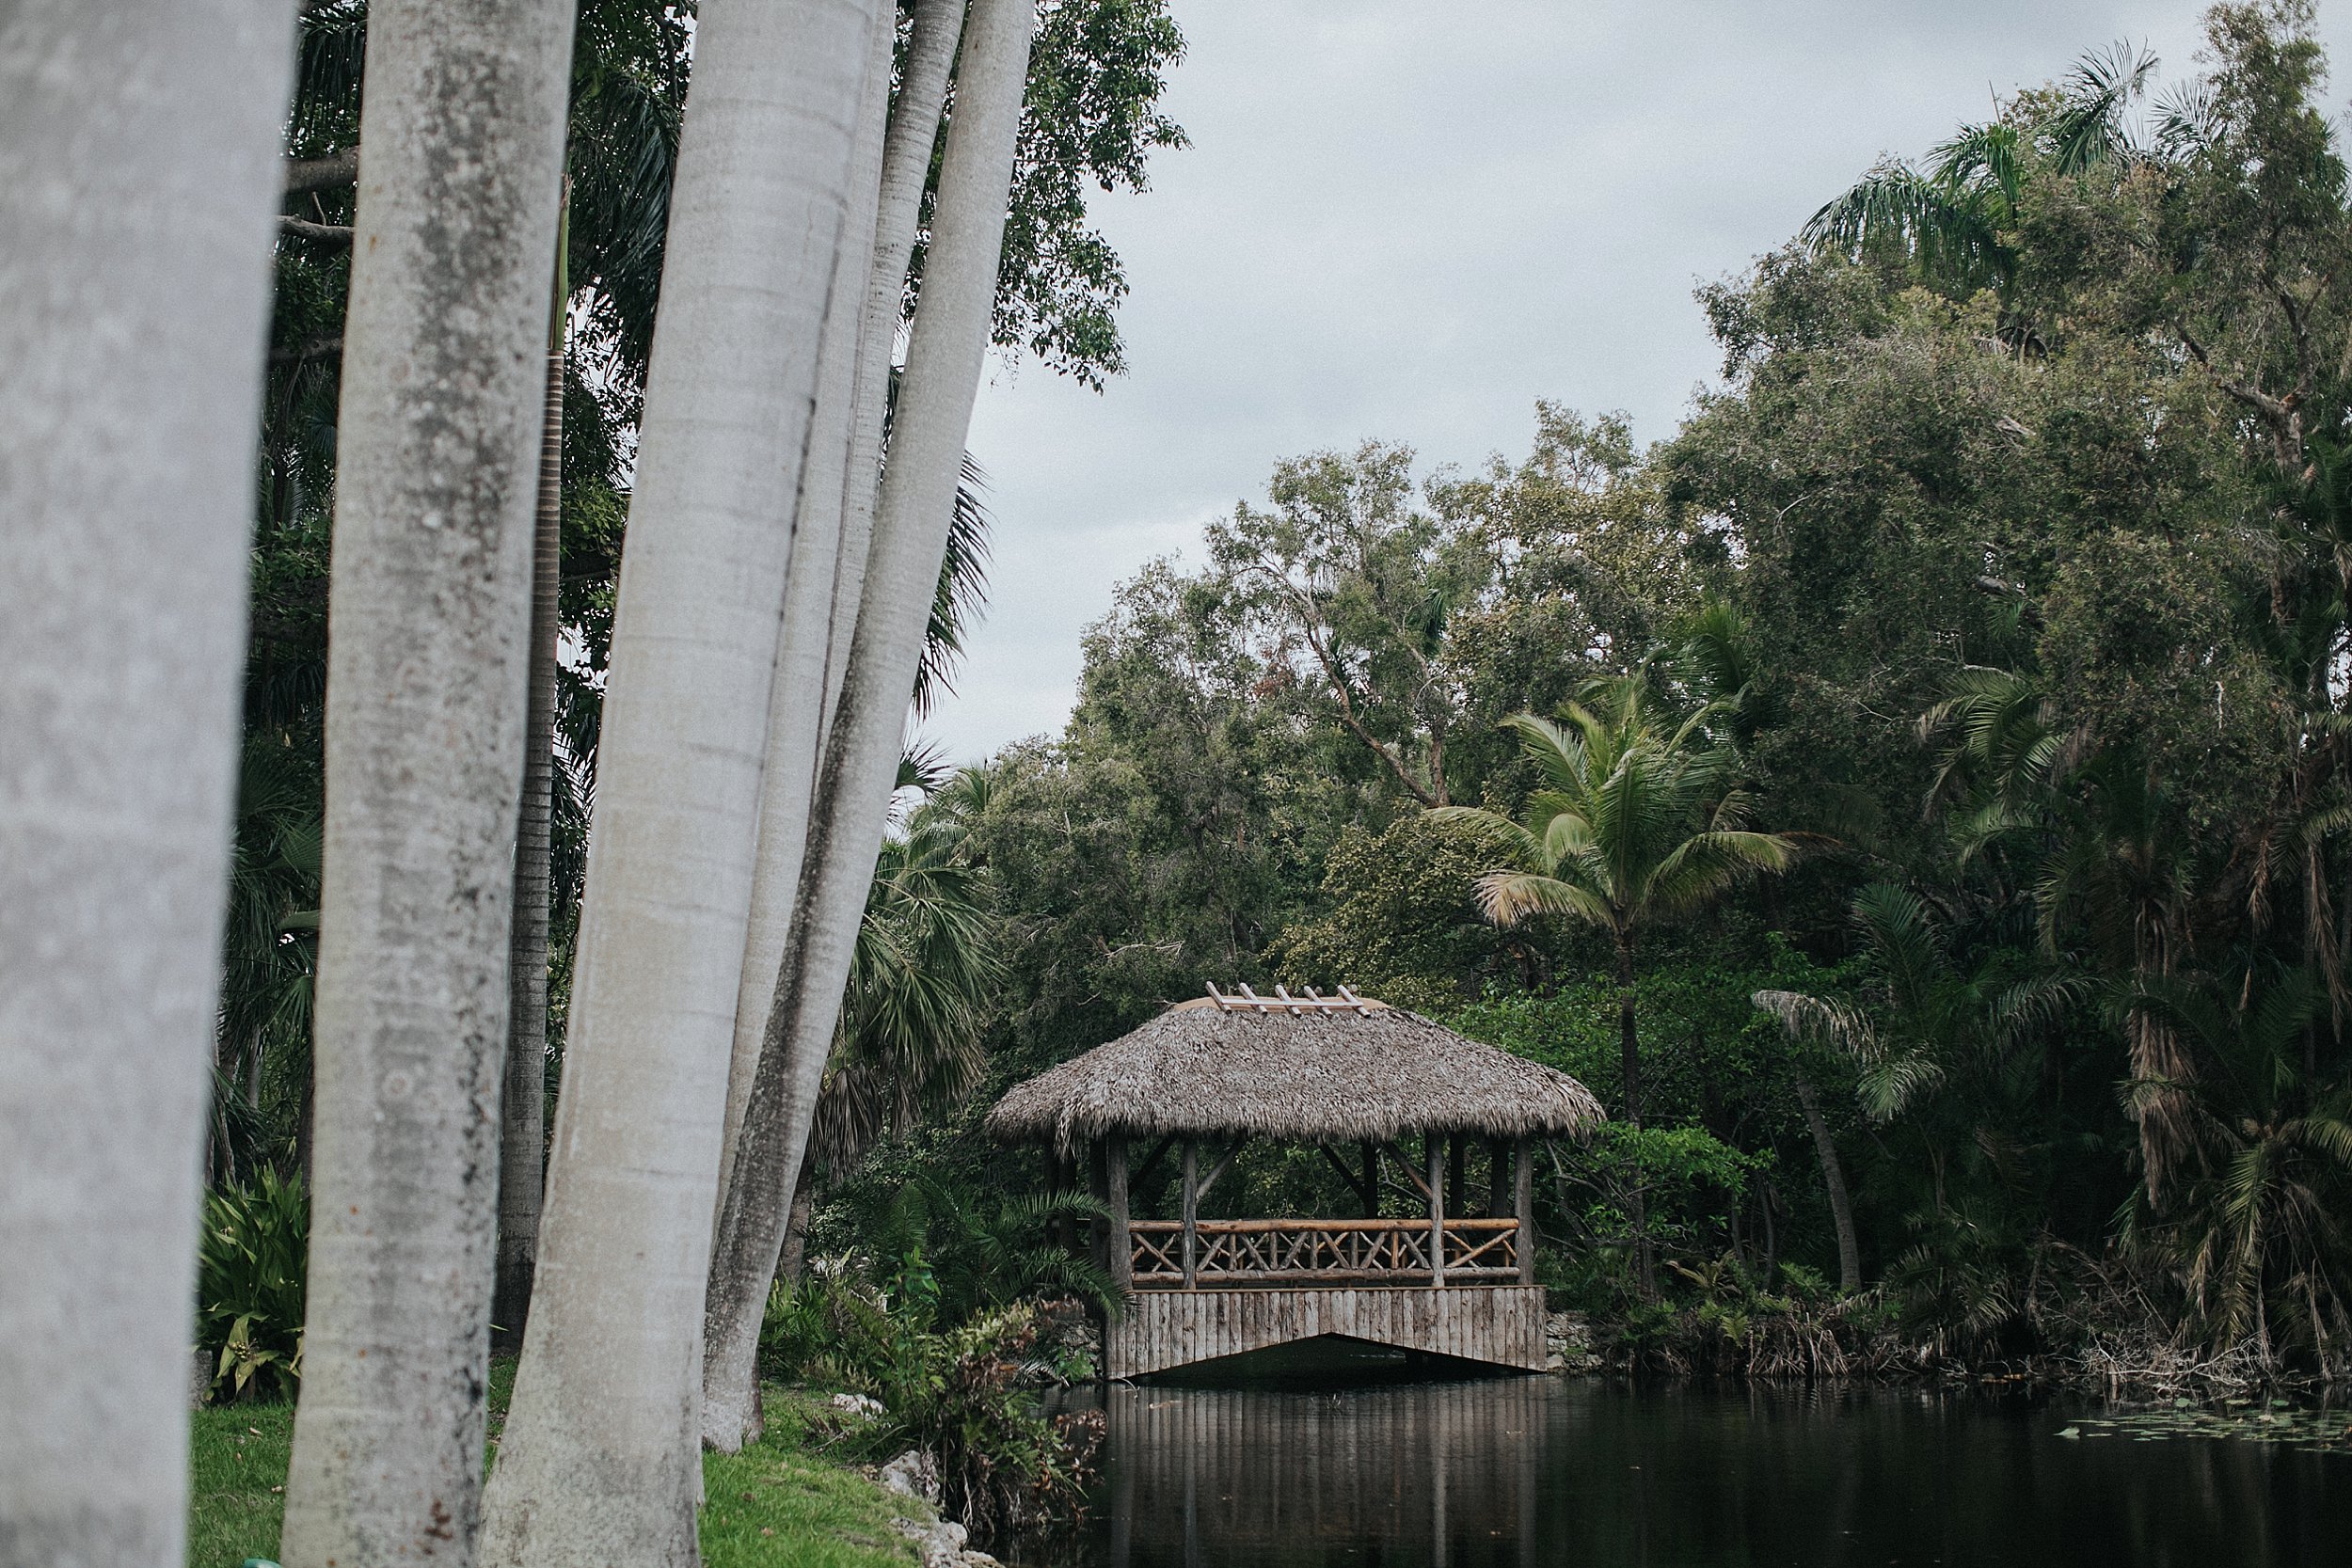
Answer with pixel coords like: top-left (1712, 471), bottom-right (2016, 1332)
top-left (795, 3), bottom-right (2352, 1385)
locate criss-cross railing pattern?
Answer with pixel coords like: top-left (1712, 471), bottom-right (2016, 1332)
top-left (1128, 1217), bottom-right (1519, 1287)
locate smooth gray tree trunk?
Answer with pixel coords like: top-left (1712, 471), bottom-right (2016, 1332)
top-left (699, 0), bottom-right (1035, 1447)
top-left (711, 5), bottom-right (896, 1251)
top-left (280, 2), bottom-right (576, 1563)
top-left (495, 191), bottom-right (572, 1355)
top-left (477, 3), bottom-right (884, 1561)
top-left (704, 0), bottom-right (963, 1438)
top-left (0, 4), bottom-right (294, 1565)
top-left (820, 0), bottom-right (968, 735)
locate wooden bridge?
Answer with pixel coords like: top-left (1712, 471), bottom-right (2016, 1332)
top-left (987, 985), bottom-right (1600, 1378)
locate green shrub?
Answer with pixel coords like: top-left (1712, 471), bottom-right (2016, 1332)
top-left (765, 1255), bottom-right (1100, 1548)
top-left (197, 1169), bottom-right (309, 1402)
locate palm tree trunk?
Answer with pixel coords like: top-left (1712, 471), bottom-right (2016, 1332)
top-left (714, 0), bottom-right (961, 1238)
top-left (713, 2), bottom-right (897, 1240)
top-left (824, 0), bottom-right (966, 734)
top-left (699, 0), bottom-right (1037, 1455)
top-left (281, 2), bottom-right (576, 1561)
top-left (0, 6), bottom-right (294, 1561)
top-left (477, 3), bottom-right (884, 1560)
top-left (1792, 1077), bottom-right (1861, 1293)
top-left (1616, 924), bottom-right (1655, 1299)
top-left (493, 183), bottom-right (571, 1354)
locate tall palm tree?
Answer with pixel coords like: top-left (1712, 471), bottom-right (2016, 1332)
top-left (478, 0), bottom-right (889, 1556)
top-left (281, 0), bottom-right (578, 1559)
top-left (1, 6), bottom-right (297, 1561)
top-left (1436, 679), bottom-right (1794, 1295)
top-left (495, 183), bottom-right (572, 1354)
top-left (715, 0), bottom-right (967, 1244)
top-left (699, 0), bottom-right (1041, 1456)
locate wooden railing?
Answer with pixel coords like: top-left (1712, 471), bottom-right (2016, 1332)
top-left (1127, 1217), bottom-right (1520, 1288)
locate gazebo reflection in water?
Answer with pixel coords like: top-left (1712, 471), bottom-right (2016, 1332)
top-left (987, 984), bottom-right (1603, 1378)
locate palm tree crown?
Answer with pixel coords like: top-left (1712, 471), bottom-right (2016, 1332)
top-left (1433, 679), bottom-right (1791, 943)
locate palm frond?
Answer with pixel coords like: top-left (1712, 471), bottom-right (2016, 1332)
top-left (2045, 40), bottom-right (2158, 175)
top-left (1752, 989), bottom-right (1879, 1057)
top-left (1471, 869), bottom-right (1613, 930)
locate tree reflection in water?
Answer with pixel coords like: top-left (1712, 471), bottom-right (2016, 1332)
top-left (1068, 1361), bottom-right (2349, 1568)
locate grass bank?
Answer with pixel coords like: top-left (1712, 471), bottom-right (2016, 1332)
top-left (188, 1371), bottom-right (923, 1568)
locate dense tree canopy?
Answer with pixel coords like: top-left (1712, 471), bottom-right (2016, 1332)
top-left (810, 1), bottom-right (2352, 1377)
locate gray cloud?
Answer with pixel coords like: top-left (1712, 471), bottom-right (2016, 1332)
top-left (927, 0), bottom-right (2352, 760)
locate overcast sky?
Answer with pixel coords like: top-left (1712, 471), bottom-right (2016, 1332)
top-left (922, 0), bottom-right (2352, 763)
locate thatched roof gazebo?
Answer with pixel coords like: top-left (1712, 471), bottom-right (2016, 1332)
top-left (991, 988), bottom-right (1602, 1150)
top-left (987, 985), bottom-right (1604, 1376)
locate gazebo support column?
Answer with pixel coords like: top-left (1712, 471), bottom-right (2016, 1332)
top-left (1181, 1138), bottom-right (1199, 1289)
top-left (1514, 1136), bottom-right (1535, 1285)
top-left (1088, 1138), bottom-right (1111, 1281)
top-left (1106, 1132), bottom-right (1132, 1296)
top-left (1427, 1132), bottom-right (1446, 1287)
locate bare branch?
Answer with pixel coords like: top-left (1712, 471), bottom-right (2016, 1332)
top-left (279, 214), bottom-right (354, 245)
top-left (283, 148), bottom-right (358, 197)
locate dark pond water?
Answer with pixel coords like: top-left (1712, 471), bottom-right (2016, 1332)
top-left (1047, 1352), bottom-right (2347, 1568)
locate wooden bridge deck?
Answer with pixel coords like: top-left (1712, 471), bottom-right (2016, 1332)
top-left (1104, 1283), bottom-right (1547, 1378)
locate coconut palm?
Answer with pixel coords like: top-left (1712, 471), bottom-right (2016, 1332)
top-left (1755, 881), bottom-right (2084, 1313)
top-left (1436, 678), bottom-right (1794, 1295)
top-left (2, 7), bottom-right (297, 1560)
top-left (1756, 883), bottom-right (2078, 1134)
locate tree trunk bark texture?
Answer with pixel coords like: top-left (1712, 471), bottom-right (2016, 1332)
top-left (477, 3), bottom-right (883, 1561)
top-left (712, 2), bottom-right (895, 1242)
top-left (495, 195), bottom-right (571, 1355)
top-left (0, 5), bottom-right (294, 1563)
top-left (822, 0), bottom-right (966, 736)
top-left (282, 2), bottom-right (577, 1563)
top-left (713, 0), bottom-right (961, 1239)
top-left (1792, 1077), bottom-right (1862, 1294)
top-left (698, 0), bottom-right (1037, 1456)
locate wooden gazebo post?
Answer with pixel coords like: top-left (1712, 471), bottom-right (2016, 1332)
top-left (1180, 1138), bottom-right (1199, 1289)
top-left (1513, 1136), bottom-right (1536, 1285)
top-left (1427, 1132), bottom-right (1446, 1287)
top-left (1106, 1132), bottom-right (1132, 1294)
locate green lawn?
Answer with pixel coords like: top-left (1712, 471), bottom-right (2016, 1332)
top-left (188, 1372), bottom-right (920, 1568)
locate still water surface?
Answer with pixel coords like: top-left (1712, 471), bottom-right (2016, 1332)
top-left (1057, 1358), bottom-right (2346, 1568)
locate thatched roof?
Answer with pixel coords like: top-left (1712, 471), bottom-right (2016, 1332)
top-left (987, 989), bottom-right (1605, 1150)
